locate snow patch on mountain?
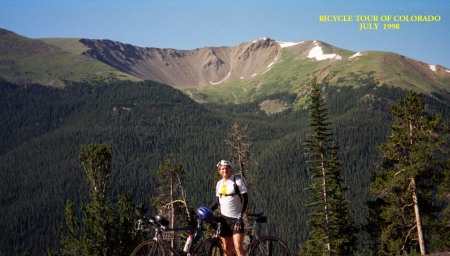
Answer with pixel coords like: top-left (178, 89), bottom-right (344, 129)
top-left (209, 71), bottom-right (231, 85)
top-left (307, 43), bottom-right (342, 61)
top-left (277, 41), bottom-right (304, 48)
top-left (267, 61), bottom-right (275, 68)
top-left (349, 52), bottom-right (363, 59)
top-left (264, 56), bottom-right (278, 73)
top-left (429, 65), bottom-right (436, 72)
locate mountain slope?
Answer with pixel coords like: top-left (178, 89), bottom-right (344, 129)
top-left (79, 37), bottom-right (281, 87)
top-left (1, 28), bottom-right (448, 108)
top-left (76, 36), bottom-right (450, 101)
top-left (184, 40), bottom-right (450, 107)
top-left (1, 78), bottom-right (449, 255)
top-left (0, 79), bottom-right (230, 255)
top-left (0, 29), bottom-right (139, 87)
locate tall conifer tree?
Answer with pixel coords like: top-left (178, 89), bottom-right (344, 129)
top-left (369, 91), bottom-right (449, 255)
top-left (303, 78), bottom-right (355, 255)
top-left (59, 144), bottom-right (143, 256)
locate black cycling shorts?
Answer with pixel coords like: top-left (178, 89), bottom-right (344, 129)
top-left (218, 215), bottom-right (244, 237)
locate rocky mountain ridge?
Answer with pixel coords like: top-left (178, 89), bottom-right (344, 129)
top-left (1, 28), bottom-right (449, 103)
top-left (76, 36), bottom-right (450, 93)
top-left (80, 37), bottom-right (283, 87)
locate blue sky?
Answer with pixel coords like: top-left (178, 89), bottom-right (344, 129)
top-left (1, 0), bottom-right (449, 68)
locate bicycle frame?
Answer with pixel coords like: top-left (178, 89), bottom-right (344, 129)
top-left (134, 213), bottom-right (290, 255)
top-left (136, 216), bottom-right (206, 255)
top-left (244, 213), bottom-right (266, 246)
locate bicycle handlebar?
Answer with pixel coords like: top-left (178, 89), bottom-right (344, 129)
top-left (136, 215), bottom-right (203, 233)
top-left (136, 211), bottom-right (267, 234)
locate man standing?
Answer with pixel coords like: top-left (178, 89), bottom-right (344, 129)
top-left (210, 160), bottom-right (248, 256)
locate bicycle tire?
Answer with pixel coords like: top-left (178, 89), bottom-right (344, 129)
top-left (192, 237), bottom-right (224, 256)
top-left (131, 239), bottom-right (166, 256)
top-left (249, 236), bottom-right (291, 256)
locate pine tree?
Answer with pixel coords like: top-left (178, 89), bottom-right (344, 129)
top-left (303, 78), bottom-right (355, 255)
top-left (436, 156), bottom-right (450, 251)
top-left (327, 146), bottom-right (357, 255)
top-left (152, 153), bottom-right (192, 250)
top-left (226, 121), bottom-right (255, 189)
top-left (59, 144), bottom-right (143, 256)
top-left (369, 91), bottom-right (449, 255)
top-left (153, 153), bottom-right (191, 220)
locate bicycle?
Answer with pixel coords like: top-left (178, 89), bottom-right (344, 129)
top-left (131, 213), bottom-right (213, 256)
top-left (192, 212), bottom-right (291, 256)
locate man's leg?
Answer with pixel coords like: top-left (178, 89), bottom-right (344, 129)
top-left (233, 233), bottom-right (245, 256)
top-left (220, 236), bottom-right (234, 256)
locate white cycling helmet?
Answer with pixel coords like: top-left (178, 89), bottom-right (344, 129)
top-left (216, 160), bottom-right (231, 168)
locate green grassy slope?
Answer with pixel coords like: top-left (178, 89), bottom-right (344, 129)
top-left (183, 41), bottom-right (450, 110)
top-left (2, 29), bottom-right (448, 107)
top-left (0, 29), bottom-right (140, 87)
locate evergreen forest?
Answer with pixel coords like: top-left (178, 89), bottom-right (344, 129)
top-left (0, 78), bottom-right (449, 255)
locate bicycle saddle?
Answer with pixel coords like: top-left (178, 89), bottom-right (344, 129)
top-left (247, 212), bottom-right (267, 223)
top-left (256, 215), bottom-right (267, 223)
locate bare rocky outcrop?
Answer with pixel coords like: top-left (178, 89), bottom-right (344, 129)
top-left (80, 37), bottom-right (281, 87)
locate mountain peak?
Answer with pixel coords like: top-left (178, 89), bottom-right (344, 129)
top-left (77, 37), bottom-right (282, 87)
top-left (0, 29), bottom-right (449, 99)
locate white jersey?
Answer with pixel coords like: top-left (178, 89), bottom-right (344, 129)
top-left (215, 175), bottom-right (248, 218)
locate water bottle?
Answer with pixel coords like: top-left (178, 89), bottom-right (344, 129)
top-left (183, 234), bottom-right (193, 253)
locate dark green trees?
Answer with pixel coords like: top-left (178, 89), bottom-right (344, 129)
top-left (369, 91), bottom-right (449, 255)
top-left (59, 144), bottom-right (143, 256)
top-left (303, 78), bottom-right (355, 255)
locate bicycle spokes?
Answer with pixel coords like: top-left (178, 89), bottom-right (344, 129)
top-left (192, 238), bottom-right (224, 256)
top-left (131, 240), bottom-right (166, 256)
top-left (251, 237), bottom-right (290, 256)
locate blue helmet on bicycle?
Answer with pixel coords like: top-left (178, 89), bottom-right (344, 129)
top-left (196, 206), bottom-right (215, 223)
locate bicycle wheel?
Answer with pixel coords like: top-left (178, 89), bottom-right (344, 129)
top-left (249, 236), bottom-right (291, 256)
top-left (131, 239), bottom-right (166, 256)
top-left (192, 237), bottom-right (224, 256)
